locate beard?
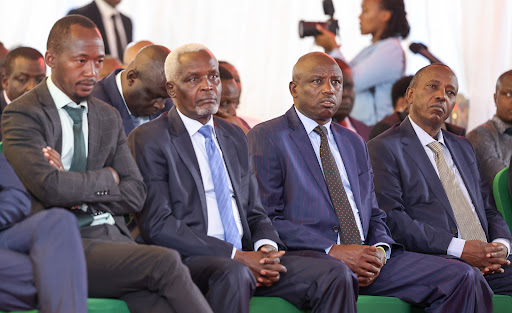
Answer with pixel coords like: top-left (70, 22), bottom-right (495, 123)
top-left (196, 102), bottom-right (220, 116)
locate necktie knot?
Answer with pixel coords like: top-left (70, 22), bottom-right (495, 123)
top-left (427, 141), bottom-right (443, 155)
top-left (313, 125), bottom-right (327, 137)
top-left (198, 125), bottom-right (213, 140)
top-left (63, 105), bottom-right (84, 125)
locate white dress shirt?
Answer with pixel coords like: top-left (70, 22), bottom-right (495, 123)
top-left (47, 76), bottom-right (89, 171)
top-left (176, 109), bottom-right (277, 257)
top-left (115, 71), bottom-right (149, 127)
top-left (95, 0), bottom-right (127, 59)
top-left (3, 90), bottom-right (11, 105)
top-left (409, 116), bottom-right (510, 257)
top-left (295, 107), bottom-right (390, 257)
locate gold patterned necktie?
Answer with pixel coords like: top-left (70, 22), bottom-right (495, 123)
top-left (314, 125), bottom-right (361, 245)
top-left (427, 141), bottom-right (487, 241)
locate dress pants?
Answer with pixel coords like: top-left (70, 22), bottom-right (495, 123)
top-left (81, 223), bottom-right (212, 313)
top-left (0, 209), bottom-right (88, 313)
top-left (288, 249), bottom-right (493, 313)
top-left (184, 252), bottom-right (358, 313)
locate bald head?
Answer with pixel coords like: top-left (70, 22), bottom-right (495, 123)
top-left (123, 40), bottom-right (154, 65)
top-left (292, 52), bottom-right (339, 83)
top-left (122, 44), bottom-right (171, 117)
top-left (409, 64), bottom-right (457, 89)
top-left (496, 70), bottom-right (512, 92)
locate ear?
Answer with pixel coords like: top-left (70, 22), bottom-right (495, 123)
top-left (405, 86), bottom-right (414, 106)
top-left (494, 92), bottom-right (498, 106)
top-left (45, 51), bottom-right (55, 69)
top-left (380, 9), bottom-right (392, 24)
top-left (289, 81), bottom-right (298, 98)
top-left (126, 69), bottom-right (138, 86)
top-left (1, 73), bottom-right (7, 90)
top-left (166, 81), bottom-right (175, 98)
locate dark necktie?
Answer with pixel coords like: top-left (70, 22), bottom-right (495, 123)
top-left (313, 125), bottom-right (362, 245)
top-left (111, 14), bottom-right (124, 58)
top-left (198, 125), bottom-right (242, 250)
top-left (63, 105), bottom-right (87, 172)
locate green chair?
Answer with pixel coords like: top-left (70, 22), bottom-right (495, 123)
top-left (0, 298), bottom-right (130, 313)
top-left (0, 141), bottom-right (3, 154)
top-left (493, 294), bottom-right (512, 313)
top-left (249, 296), bottom-right (413, 313)
top-left (493, 166), bottom-right (512, 234)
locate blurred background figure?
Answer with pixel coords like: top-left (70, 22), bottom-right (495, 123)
top-left (332, 58), bottom-right (371, 141)
top-left (68, 0), bottom-right (132, 60)
top-left (123, 40), bottom-right (154, 66)
top-left (0, 42), bottom-right (9, 90)
top-left (99, 55), bottom-right (123, 79)
top-left (315, 0), bottom-right (409, 126)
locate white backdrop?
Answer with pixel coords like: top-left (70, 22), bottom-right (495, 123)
top-left (1, 0), bottom-right (511, 130)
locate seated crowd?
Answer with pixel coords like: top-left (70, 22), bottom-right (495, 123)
top-left (1, 10), bottom-right (512, 313)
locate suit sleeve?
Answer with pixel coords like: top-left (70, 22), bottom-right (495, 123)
top-left (248, 126), bottom-right (336, 251)
top-left (128, 128), bottom-right (234, 258)
top-left (368, 138), bottom-right (455, 254)
top-left (1, 100), bottom-right (145, 215)
top-left (0, 155), bottom-right (31, 230)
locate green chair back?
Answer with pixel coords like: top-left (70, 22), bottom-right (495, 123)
top-left (493, 166), bottom-right (512, 234)
top-left (0, 141), bottom-right (3, 154)
top-left (0, 298), bottom-right (130, 313)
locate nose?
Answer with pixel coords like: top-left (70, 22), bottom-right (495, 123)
top-left (322, 81), bottom-right (335, 95)
top-left (200, 78), bottom-right (213, 91)
top-left (26, 78), bottom-right (39, 92)
top-left (153, 98), bottom-right (166, 110)
top-left (434, 88), bottom-right (448, 101)
top-left (84, 60), bottom-right (97, 77)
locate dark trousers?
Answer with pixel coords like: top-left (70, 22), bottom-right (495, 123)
top-left (81, 223), bottom-right (212, 313)
top-left (289, 249), bottom-right (493, 313)
top-left (0, 209), bottom-right (88, 313)
top-left (184, 252), bottom-right (358, 313)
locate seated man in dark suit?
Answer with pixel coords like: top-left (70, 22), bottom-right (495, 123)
top-left (368, 63), bottom-right (512, 296)
top-left (92, 44), bottom-right (172, 136)
top-left (0, 47), bottom-right (46, 141)
top-left (68, 0), bottom-right (132, 60)
top-left (128, 43), bottom-right (357, 313)
top-left (369, 75), bottom-right (465, 140)
top-left (331, 58), bottom-right (371, 141)
top-left (1, 15), bottom-right (211, 313)
top-left (248, 52), bottom-right (492, 312)
top-left (0, 154), bottom-right (87, 313)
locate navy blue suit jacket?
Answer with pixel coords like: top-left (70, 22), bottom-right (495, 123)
top-left (368, 117), bottom-right (512, 255)
top-left (92, 69), bottom-right (173, 136)
top-left (248, 106), bottom-right (396, 252)
top-left (0, 154), bottom-right (31, 231)
top-left (128, 107), bottom-right (283, 258)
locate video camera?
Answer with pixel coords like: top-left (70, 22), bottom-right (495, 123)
top-left (299, 0), bottom-right (339, 38)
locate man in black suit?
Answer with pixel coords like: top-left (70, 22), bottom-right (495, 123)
top-left (1, 15), bottom-right (211, 313)
top-left (68, 0), bottom-right (132, 59)
top-left (92, 44), bottom-right (171, 135)
top-left (128, 43), bottom-right (358, 313)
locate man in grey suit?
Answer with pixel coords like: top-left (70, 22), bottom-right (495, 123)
top-left (1, 15), bottom-right (212, 313)
top-left (128, 43), bottom-right (358, 313)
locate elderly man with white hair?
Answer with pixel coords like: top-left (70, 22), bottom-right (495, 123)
top-left (127, 43), bottom-right (358, 313)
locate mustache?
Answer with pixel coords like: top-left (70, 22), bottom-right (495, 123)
top-left (76, 79), bottom-right (96, 85)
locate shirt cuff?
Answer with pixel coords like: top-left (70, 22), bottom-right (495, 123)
top-left (254, 239), bottom-right (278, 252)
top-left (447, 237), bottom-right (466, 258)
top-left (230, 247), bottom-right (237, 259)
top-left (375, 242), bottom-right (391, 259)
top-left (492, 238), bottom-right (511, 256)
top-left (325, 244), bottom-right (334, 254)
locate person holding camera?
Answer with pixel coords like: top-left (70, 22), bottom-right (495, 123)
top-left (315, 0), bottom-right (409, 126)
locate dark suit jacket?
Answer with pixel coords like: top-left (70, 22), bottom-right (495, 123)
top-left (128, 107), bottom-right (283, 258)
top-left (92, 69), bottom-right (173, 136)
top-left (247, 106), bottom-right (396, 252)
top-left (1, 79), bottom-right (145, 236)
top-left (0, 154), bottom-right (31, 231)
top-left (349, 116), bottom-right (371, 142)
top-left (368, 117), bottom-right (511, 255)
top-left (0, 91), bottom-right (8, 141)
top-left (68, 1), bottom-right (133, 57)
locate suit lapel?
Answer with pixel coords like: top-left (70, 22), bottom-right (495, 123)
top-left (103, 70), bottom-right (135, 135)
top-left (400, 118), bottom-right (457, 224)
top-left (167, 108), bottom-right (208, 223)
top-left (86, 99), bottom-right (102, 170)
top-left (38, 79), bottom-right (63, 152)
top-left (286, 108), bottom-right (333, 206)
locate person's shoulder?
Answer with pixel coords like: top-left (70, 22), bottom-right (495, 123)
top-left (68, 1), bottom-right (96, 14)
top-left (369, 122), bottom-right (402, 144)
top-left (214, 116), bottom-right (247, 140)
top-left (466, 119), bottom-right (494, 141)
top-left (249, 114), bottom-right (287, 134)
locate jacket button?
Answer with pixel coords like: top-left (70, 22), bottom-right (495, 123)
top-left (451, 227), bottom-right (458, 235)
top-left (333, 226), bottom-right (339, 233)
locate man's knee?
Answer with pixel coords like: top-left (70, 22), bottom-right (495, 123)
top-left (213, 260), bottom-right (256, 290)
top-left (35, 209), bottom-right (78, 233)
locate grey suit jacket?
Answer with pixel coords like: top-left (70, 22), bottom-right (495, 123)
top-left (128, 107), bottom-right (283, 258)
top-left (1, 79), bottom-right (146, 234)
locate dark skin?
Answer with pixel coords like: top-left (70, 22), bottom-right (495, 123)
top-left (291, 52), bottom-right (386, 286)
top-left (167, 49), bottom-right (287, 287)
top-left (408, 64), bottom-right (510, 275)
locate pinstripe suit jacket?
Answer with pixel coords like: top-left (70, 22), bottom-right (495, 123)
top-left (0, 79), bottom-right (145, 235)
top-left (248, 106), bottom-right (396, 252)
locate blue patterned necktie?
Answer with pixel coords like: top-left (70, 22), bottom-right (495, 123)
top-left (198, 125), bottom-right (242, 250)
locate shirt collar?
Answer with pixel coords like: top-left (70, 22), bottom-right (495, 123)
top-left (176, 107), bottom-right (215, 137)
top-left (409, 115), bottom-right (445, 147)
top-left (294, 106), bottom-right (333, 137)
top-left (3, 90), bottom-right (11, 105)
top-left (492, 115), bottom-right (512, 134)
top-left (46, 76), bottom-right (88, 111)
top-left (115, 70), bottom-right (131, 115)
top-left (95, 0), bottom-right (118, 16)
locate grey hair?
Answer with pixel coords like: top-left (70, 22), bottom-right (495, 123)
top-left (164, 43), bottom-right (217, 82)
